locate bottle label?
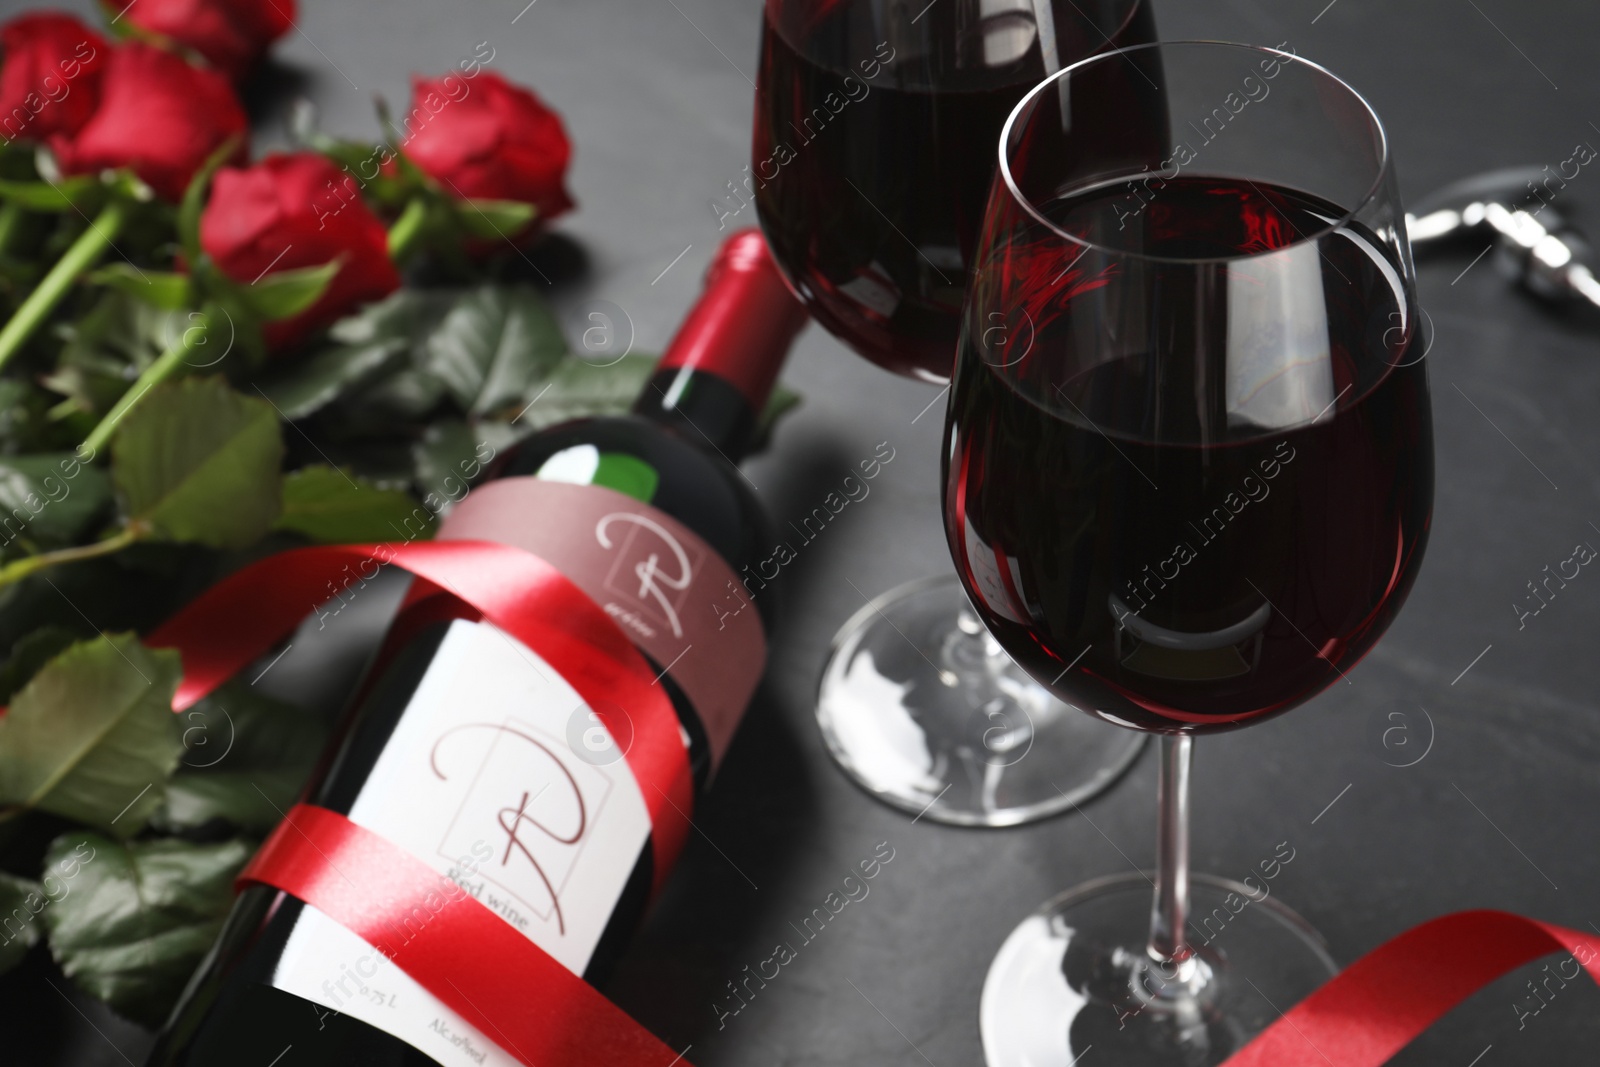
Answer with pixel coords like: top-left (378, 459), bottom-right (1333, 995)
top-left (273, 618), bottom-right (651, 1066)
top-left (436, 476), bottom-right (766, 769)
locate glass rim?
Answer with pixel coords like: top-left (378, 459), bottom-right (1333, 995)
top-left (763, 0), bottom-right (1153, 61)
top-left (996, 40), bottom-right (1396, 266)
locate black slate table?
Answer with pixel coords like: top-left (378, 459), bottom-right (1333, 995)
top-left (5, 0), bottom-right (1600, 1063)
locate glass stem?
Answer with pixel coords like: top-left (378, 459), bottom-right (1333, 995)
top-left (1147, 733), bottom-right (1194, 978)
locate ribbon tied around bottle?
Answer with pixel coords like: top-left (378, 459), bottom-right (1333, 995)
top-left (148, 539), bottom-right (695, 1066)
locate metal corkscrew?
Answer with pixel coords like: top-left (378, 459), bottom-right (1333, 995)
top-left (1407, 165), bottom-right (1600, 310)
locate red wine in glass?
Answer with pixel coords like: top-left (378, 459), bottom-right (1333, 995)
top-left (947, 176), bottom-right (1434, 733)
top-left (755, 0), bottom-right (1164, 829)
top-left (956, 44), bottom-right (1432, 1065)
top-left (753, 0), bottom-right (1158, 380)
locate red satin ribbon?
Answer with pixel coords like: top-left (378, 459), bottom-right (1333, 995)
top-left (240, 804), bottom-right (690, 1066)
top-left (1222, 910), bottom-right (1600, 1065)
top-left (146, 540), bottom-right (692, 888)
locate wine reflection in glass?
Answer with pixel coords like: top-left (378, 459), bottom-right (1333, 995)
top-left (754, 0), bottom-right (1159, 826)
top-left (945, 43), bottom-right (1433, 1064)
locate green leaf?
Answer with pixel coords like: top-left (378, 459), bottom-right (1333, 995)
top-left (274, 464), bottom-right (431, 543)
top-left (0, 176), bottom-right (100, 211)
top-left (238, 259), bottom-right (341, 322)
top-left (0, 634), bottom-right (183, 836)
top-left (154, 684), bottom-right (326, 834)
top-left (306, 288), bottom-right (460, 420)
top-left (411, 420), bottom-right (475, 498)
top-left (55, 289), bottom-right (184, 374)
top-left (453, 198), bottom-right (537, 240)
top-left (0, 379), bottom-right (48, 451)
top-left (42, 831), bottom-right (254, 1026)
top-left (0, 625), bottom-right (79, 704)
top-left (154, 776), bottom-right (288, 836)
top-left (46, 289), bottom-right (189, 415)
top-left (0, 872), bottom-right (44, 975)
top-left (421, 285), bottom-right (568, 416)
top-left (57, 289), bottom-right (183, 370)
top-left (358, 363), bottom-right (451, 420)
top-left (473, 420), bottom-right (526, 463)
top-left (111, 378), bottom-right (284, 548)
top-left (0, 453), bottom-right (113, 549)
top-left (327, 289), bottom-right (459, 348)
top-left (515, 352), bottom-right (658, 433)
top-left (254, 335), bottom-right (408, 420)
top-left (86, 264), bottom-right (193, 310)
top-left (410, 420), bottom-right (518, 505)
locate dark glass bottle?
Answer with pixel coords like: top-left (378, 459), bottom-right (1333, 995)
top-left (145, 230), bottom-right (807, 1067)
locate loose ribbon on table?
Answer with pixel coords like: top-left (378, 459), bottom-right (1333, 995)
top-left (145, 539), bottom-right (697, 1066)
top-left (139, 541), bottom-right (1600, 1066)
top-left (1220, 910), bottom-right (1600, 1065)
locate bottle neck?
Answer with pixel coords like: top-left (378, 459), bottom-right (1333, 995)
top-left (633, 365), bottom-right (762, 460)
top-left (630, 228), bottom-right (807, 462)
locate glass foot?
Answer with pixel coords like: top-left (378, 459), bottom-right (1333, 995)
top-left (815, 575), bottom-right (1146, 827)
top-left (981, 872), bottom-right (1338, 1066)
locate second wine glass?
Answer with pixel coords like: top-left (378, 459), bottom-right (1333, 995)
top-left (753, 0), bottom-right (1158, 825)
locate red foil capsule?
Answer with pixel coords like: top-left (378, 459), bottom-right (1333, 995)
top-left (657, 228), bottom-right (810, 410)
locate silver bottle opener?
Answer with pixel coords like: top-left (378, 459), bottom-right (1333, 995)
top-left (1407, 166), bottom-right (1600, 309)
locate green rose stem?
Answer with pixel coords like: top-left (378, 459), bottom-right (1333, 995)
top-left (0, 520), bottom-right (148, 591)
top-left (80, 311), bottom-right (210, 457)
top-left (387, 198), bottom-right (429, 263)
top-left (0, 200), bottom-right (128, 372)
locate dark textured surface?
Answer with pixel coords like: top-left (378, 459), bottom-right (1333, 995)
top-left (4, 0), bottom-right (1600, 1063)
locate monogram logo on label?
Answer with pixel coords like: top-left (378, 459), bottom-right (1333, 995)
top-left (431, 720), bottom-right (616, 936)
top-left (596, 511), bottom-right (702, 639)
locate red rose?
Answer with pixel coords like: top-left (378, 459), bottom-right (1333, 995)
top-left (0, 13), bottom-right (107, 143)
top-left (52, 43), bottom-right (246, 202)
top-left (122, 0), bottom-right (295, 81)
top-left (201, 152), bottom-right (401, 352)
top-left (403, 71), bottom-right (574, 226)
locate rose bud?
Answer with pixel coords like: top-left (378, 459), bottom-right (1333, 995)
top-left (403, 70), bottom-right (575, 232)
top-left (121, 0), bottom-right (296, 81)
top-left (51, 43), bottom-right (246, 202)
top-left (201, 152), bottom-right (402, 352)
top-left (0, 12), bottom-right (108, 143)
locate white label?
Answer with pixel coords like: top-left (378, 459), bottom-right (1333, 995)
top-left (273, 619), bottom-right (652, 1065)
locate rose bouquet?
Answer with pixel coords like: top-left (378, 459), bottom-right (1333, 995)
top-left (0, 1), bottom-right (794, 1028)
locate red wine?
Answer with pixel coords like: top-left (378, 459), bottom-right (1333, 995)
top-left (146, 232), bottom-right (808, 1066)
top-left (752, 0), bottom-right (1157, 380)
top-left (945, 178), bottom-right (1433, 733)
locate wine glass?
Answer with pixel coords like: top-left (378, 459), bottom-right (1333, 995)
top-left (754, 0), bottom-right (1158, 825)
top-left (946, 43), bottom-right (1433, 1064)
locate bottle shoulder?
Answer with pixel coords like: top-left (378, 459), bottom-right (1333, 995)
top-left (495, 414), bottom-right (773, 583)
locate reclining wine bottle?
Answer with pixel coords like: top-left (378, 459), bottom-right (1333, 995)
top-left (146, 229), bottom-right (808, 1066)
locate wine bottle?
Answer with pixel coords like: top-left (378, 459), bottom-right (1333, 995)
top-left (145, 230), bottom-right (808, 1067)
